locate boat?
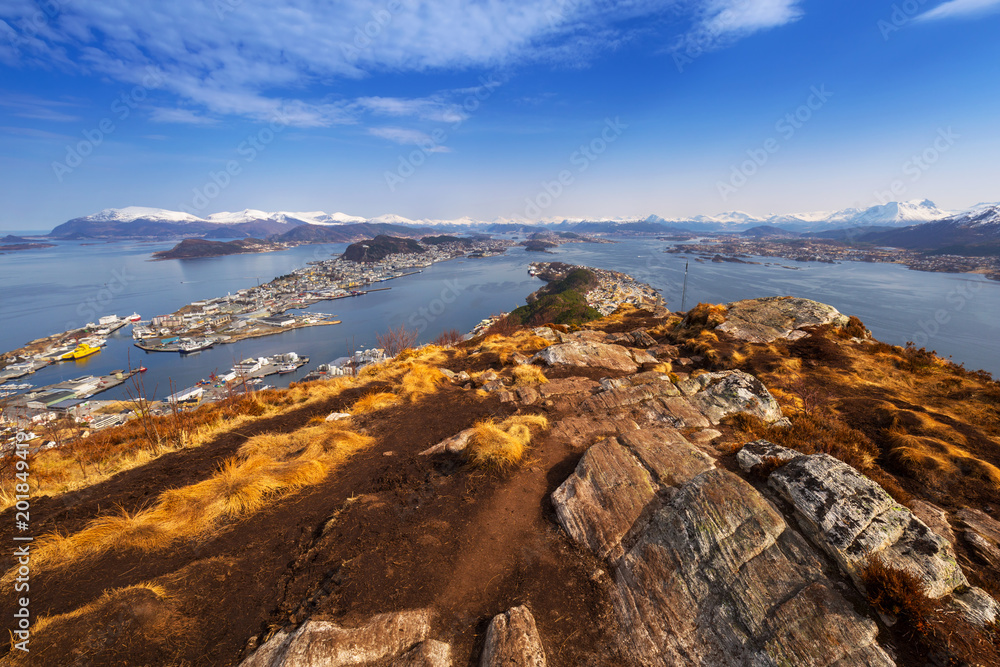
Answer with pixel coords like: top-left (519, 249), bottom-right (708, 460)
top-left (178, 339), bottom-right (215, 354)
top-left (61, 343), bottom-right (101, 360)
top-left (138, 366), bottom-right (147, 372)
top-left (128, 312), bottom-right (141, 322)
top-left (277, 363), bottom-right (298, 374)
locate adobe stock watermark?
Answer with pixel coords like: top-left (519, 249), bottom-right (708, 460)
top-left (51, 67), bottom-right (164, 182)
top-left (182, 110), bottom-right (290, 213)
top-left (878, 0), bottom-right (932, 41)
top-left (63, 265), bottom-right (136, 332)
top-left (870, 127), bottom-right (959, 205)
top-left (909, 279), bottom-right (987, 349)
top-left (717, 85), bottom-right (833, 203)
top-left (520, 116), bottom-right (628, 218)
top-left (384, 75), bottom-right (502, 192)
top-left (407, 279), bottom-right (464, 334)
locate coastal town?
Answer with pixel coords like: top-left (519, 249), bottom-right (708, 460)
top-left (667, 237), bottom-right (1000, 280)
top-left (0, 235), bottom-right (515, 440)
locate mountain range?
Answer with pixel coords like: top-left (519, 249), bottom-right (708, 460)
top-left (41, 200), bottom-right (1000, 254)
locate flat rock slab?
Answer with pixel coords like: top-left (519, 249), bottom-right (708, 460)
top-left (533, 341), bottom-right (640, 373)
top-left (612, 469), bottom-right (893, 666)
top-left (552, 437), bottom-right (658, 562)
top-left (240, 609), bottom-right (433, 667)
top-left (552, 427), bottom-right (714, 563)
top-left (768, 453), bottom-right (966, 598)
top-left (480, 606), bottom-right (546, 667)
top-left (736, 439), bottom-right (801, 473)
top-left (957, 508), bottom-right (1000, 567)
top-left (715, 297), bottom-right (849, 343)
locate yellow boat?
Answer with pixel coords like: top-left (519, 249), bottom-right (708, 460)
top-left (61, 343), bottom-right (101, 360)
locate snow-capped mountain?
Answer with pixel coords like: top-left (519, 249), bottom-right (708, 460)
top-left (46, 199), bottom-right (991, 241)
top-left (857, 204), bottom-right (1000, 251)
top-left (87, 206), bottom-right (203, 224)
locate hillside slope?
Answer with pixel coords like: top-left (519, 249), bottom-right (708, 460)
top-left (3, 295), bottom-right (1000, 666)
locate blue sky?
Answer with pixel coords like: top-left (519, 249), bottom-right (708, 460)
top-left (1, 0), bottom-right (999, 230)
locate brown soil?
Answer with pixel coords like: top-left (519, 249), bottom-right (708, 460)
top-left (1, 380), bottom-right (622, 666)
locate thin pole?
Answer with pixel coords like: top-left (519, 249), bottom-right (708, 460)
top-left (680, 261), bottom-right (689, 312)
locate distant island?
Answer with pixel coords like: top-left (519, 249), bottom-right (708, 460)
top-left (151, 237), bottom-right (286, 260)
top-left (0, 235), bottom-right (55, 252)
top-left (342, 235), bottom-right (425, 262)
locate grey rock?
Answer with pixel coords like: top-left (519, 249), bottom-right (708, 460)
top-left (736, 439), bottom-right (801, 473)
top-left (439, 368), bottom-right (456, 380)
top-left (240, 609), bottom-right (432, 667)
top-left (606, 329), bottom-right (657, 348)
top-left (769, 454), bottom-right (966, 598)
top-left (685, 370), bottom-right (783, 424)
top-left (531, 327), bottom-right (560, 342)
top-left (552, 428), bottom-right (714, 563)
top-left (533, 341), bottom-right (639, 373)
top-left (612, 469), bottom-right (894, 666)
top-left (325, 412), bottom-right (352, 422)
top-left (392, 640), bottom-right (452, 667)
top-left (419, 428), bottom-right (474, 456)
top-left (949, 586), bottom-right (1000, 627)
top-left (957, 508), bottom-right (1000, 567)
top-left (552, 437), bottom-right (657, 562)
top-left (480, 606), bottom-right (546, 667)
top-left (714, 296), bottom-right (850, 343)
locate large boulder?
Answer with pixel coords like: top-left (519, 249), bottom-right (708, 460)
top-left (240, 609), bottom-right (433, 667)
top-left (682, 371), bottom-right (783, 424)
top-left (532, 341), bottom-right (640, 373)
top-left (480, 606), bottom-right (546, 667)
top-left (612, 469), bottom-right (894, 666)
top-left (767, 452), bottom-right (966, 598)
top-left (714, 297), bottom-right (849, 343)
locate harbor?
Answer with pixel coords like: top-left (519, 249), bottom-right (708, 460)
top-left (3, 368), bottom-right (143, 414)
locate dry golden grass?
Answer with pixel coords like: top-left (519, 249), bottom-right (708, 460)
top-left (396, 344), bottom-right (451, 366)
top-left (399, 363), bottom-right (447, 400)
top-left (4, 422), bottom-right (373, 579)
top-left (478, 331), bottom-right (553, 364)
top-left (464, 414), bottom-right (549, 470)
top-left (29, 582), bottom-right (171, 637)
top-left (511, 365), bottom-right (548, 386)
top-left (351, 391), bottom-right (401, 414)
top-left (650, 362), bottom-right (673, 375)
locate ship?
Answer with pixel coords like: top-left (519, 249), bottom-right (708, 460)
top-left (128, 312), bottom-right (141, 322)
top-left (178, 339), bottom-right (215, 354)
top-left (61, 343), bottom-right (101, 360)
top-left (277, 363), bottom-right (298, 374)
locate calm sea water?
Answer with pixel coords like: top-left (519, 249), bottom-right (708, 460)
top-left (1, 238), bottom-right (997, 400)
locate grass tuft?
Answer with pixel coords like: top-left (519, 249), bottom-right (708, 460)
top-left (511, 365), bottom-right (548, 386)
top-left (464, 414), bottom-right (549, 471)
top-left (351, 391), bottom-right (401, 414)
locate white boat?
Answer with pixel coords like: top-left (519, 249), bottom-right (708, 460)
top-left (128, 312), bottom-right (141, 322)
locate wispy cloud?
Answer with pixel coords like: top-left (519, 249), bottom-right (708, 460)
top-left (148, 107), bottom-right (218, 125)
top-left (677, 0), bottom-right (804, 53)
top-left (0, 93), bottom-right (82, 122)
top-left (369, 127), bottom-right (451, 152)
top-left (917, 0), bottom-right (1000, 21)
top-left (0, 0), bottom-right (804, 132)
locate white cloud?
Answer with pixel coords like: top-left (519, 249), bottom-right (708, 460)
top-left (917, 0), bottom-right (1000, 21)
top-left (677, 0), bottom-right (804, 54)
top-left (369, 126), bottom-right (451, 151)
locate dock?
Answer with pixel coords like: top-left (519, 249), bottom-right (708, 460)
top-left (5, 369), bottom-right (142, 412)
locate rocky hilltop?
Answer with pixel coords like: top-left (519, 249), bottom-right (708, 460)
top-left (3, 293), bottom-right (1000, 666)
